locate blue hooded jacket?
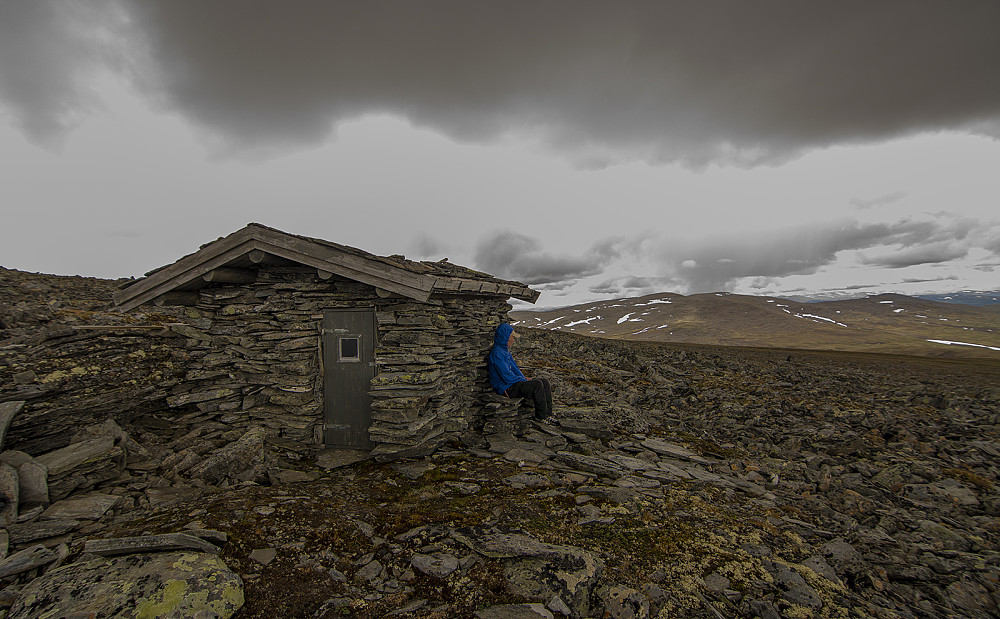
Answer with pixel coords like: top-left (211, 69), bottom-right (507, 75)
top-left (487, 323), bottom-right (526, 394)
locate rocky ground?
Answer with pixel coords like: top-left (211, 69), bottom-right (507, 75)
top-left (0, 267), bottom-right (999, 617)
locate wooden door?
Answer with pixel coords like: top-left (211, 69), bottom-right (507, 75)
top-left (322, 309), bottom-right (375, 448)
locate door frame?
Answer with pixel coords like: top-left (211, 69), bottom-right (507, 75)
top-left (321, 308), bottom-right (376, 449)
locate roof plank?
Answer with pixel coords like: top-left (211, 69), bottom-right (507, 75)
top-left (113, 224), bottom-right (538, 310)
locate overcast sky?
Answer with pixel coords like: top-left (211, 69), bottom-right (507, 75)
top-left (2, 1), bottom-right (999, 308)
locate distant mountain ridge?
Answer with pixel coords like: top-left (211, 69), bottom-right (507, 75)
top-left (916, 291), bottom-right (1000, 306)
top-left (511, 291), bottom-right (1000, 359)
top-left (781, 289), bottom-right (1000, 305)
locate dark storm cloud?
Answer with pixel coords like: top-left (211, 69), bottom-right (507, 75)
top-left (902, 276), bottom-right (959, 284)
top-left (3, 1), bottom-right (1000, 162)
top-left (0, 0), bottom-right (117, 147)
top-left (536, 281), bottom-right (577, 292)
top-left (589, 276), bottom-right (679, 297)
top-left (473, 231), bottom-right (615, 285)
top-left (658, 220), bottom-right (898, 292)
top-left (859, 243), bottom-right (969, 268)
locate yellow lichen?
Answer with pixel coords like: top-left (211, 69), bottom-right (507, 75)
top-left (783, 604), bottom-right (814, 619)
top-left (135, 579), bottom-right (190, 619)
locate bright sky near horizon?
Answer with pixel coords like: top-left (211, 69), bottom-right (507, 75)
top-left (2, 1), bottom-right (999, 308)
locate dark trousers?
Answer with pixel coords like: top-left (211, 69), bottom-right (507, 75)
top-left (505, 378), bottom-right (553, 420)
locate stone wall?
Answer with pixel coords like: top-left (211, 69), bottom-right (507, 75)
top-left (370, 295), bottom-right (510, 459)
top-left (155, 266), bottom-right (512, 459)
top-left (2, 265), bottom-right (515, 460)
top-left (2, 327), bottom-right (185, 456)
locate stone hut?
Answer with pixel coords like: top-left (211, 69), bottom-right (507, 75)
top-left (112, 223), bottom-right (538, 460)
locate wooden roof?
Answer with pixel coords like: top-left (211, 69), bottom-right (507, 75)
top-left (112, 223), bottom-right (539, 311)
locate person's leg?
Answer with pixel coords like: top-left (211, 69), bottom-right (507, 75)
top-left (506, 379), bottom-right (548, 420)
top-left (539, 378), bottom-right (553, 419)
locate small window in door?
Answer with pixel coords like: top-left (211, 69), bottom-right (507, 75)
top-left (339, 336), bottom-right (361, 362)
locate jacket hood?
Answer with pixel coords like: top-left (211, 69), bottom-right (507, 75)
top-left (494, 323), bottom-right (514, 348)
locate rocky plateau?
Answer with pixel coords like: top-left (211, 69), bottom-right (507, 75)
top-left (0, 266), bottom-right (998, 618)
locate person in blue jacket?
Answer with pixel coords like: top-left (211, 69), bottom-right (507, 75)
top-left (488, 323), bottom-right (553, 421)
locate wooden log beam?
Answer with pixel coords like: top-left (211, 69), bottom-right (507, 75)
top-left (153, 292), bottom-right (201, 306)
top-left (202, 268), bottom-right (256, 284)
top-left (248, 249), bottom-right (267, 263)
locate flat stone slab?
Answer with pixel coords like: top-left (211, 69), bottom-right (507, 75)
top-left (41, 493), bottom-right (119, 520)
top-left (35, 437), bottom-right (116, 477)
top-left (654, 460), bottom-right (695, 479)
top-left (476, 603), bottom-right (554, 619)
top-left (640, 438), bottom-right (710, 464)
top-left (84, 532), bottom-right (220, 557)
top-left (553, 451), bottom-right (625, 480)
top-left (0, 544), bottom-right (57, 579)
top-left (10, 551), bottom-right (243, 619)
top-left (316, 449), bottom-right (370, 470)
top-left (604, 453), bottom-right (657, 471)
top-left (7, 519), bottom-right (80, 544)
top-left (145, 486), bottom-right (204, 507)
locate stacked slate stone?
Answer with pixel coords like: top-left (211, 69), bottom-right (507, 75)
top-left (370, 296), bottom-right (511, 459)
top-left (156, 266), bottom-right (514, 459)
top-left (163, 267), bottom-right (334, 443)
top-left (1, 327), bottom-right (184, 456)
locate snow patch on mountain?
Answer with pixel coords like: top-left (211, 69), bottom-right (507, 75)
top-left (927, 340), bottom-right (1000, 352)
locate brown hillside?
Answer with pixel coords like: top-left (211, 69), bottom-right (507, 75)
top-left (512, 291), bottom-right (1000, 359)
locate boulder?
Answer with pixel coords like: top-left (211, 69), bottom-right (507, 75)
top-left (10, 551), bottom-right (244, 618)
top-left (186, 427), bottom-right (266, 484)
